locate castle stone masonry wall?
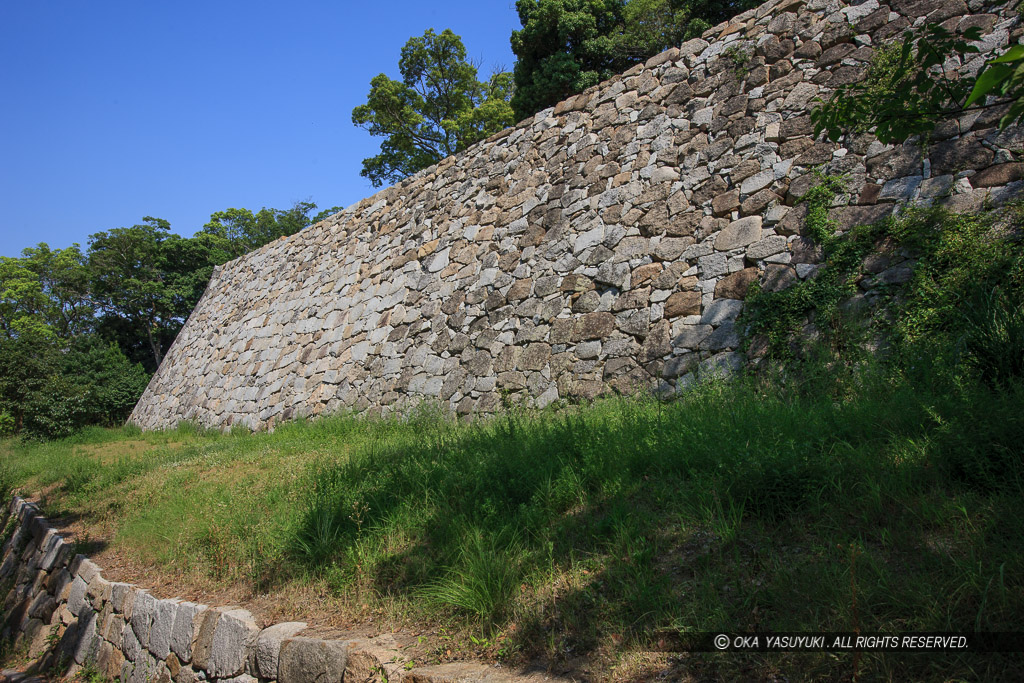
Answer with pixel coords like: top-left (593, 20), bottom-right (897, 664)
top-left (131, 0), bottom-right (1023, 431)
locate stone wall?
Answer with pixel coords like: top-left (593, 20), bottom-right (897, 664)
top-left (0, 497), bottom-right (560, 682)
top-left (130, 0), bottom-right (1023, 431)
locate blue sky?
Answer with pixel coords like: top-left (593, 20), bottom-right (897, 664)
top-left (0, 1), bottom-right (519, 257)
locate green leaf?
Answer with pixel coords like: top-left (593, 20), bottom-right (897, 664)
top-left (1000, 98), bottom-right (1024, 128)
top-left (990, 45), bottom-right (1024, 64)
top-left (965, 63), bottom-right (1014, 107)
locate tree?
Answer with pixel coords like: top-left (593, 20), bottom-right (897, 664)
top-left (352, 28), bottom-right (515, 187)
top-left (510, 0), bottom-right (760, 120)
top-left (201, 201), bottom-right (319, 258)
top-left (0, 242), bottom-right (150, 437)
top-left (63, 335), bottom-right (150, 428)
top-left (0, 244), bottom-right (93, 341)
top-left (965, 44), bottom-right (1024, 129)
top-left (510, 0), bottom-right (630, 120)
top-left (812, 24), bottom-right (984, 144)
top-left (619, 0), bottom-right (757, 58)
top-left (0, 332), bottom-right (62, 434)
top-left (311, 205), bottom-right (345, 224)
top-left (812, 23), bottom-right (1024, 144)
top-left (87, 217), bottom-right (182, 370)
top-left (160, 231), bottom-right (233, 317)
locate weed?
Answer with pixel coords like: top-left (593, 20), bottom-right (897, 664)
top-left (292, 503), bottom-right (346, 567)
top-left (960, 285), bottom-right (1024, 387)
top-left (76, 659), bottom-right (108, 682)
top-left (420, 532), bottom-right (525, 626)
top-left (45, 625), bottom-right (61, 650)
top-left (722, 44), bottom-right (752, 79)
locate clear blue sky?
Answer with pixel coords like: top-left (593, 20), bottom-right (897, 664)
top-left (0, 1), bottom-right (519, 257)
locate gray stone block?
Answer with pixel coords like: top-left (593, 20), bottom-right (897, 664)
top-left (207, 608), bottom-right (259, 679)
top-left (715, 217), bottom-right (762, 251)
top-left (121, 620), bottom-right (142, 662)
top-left (109, 582), bottom-right (133, 613)
top-left (67, 576), bottom-right (88, 617)
top-left (37, 530), bottom-right (65, 571)
top-left (131, 590), bottom-right (157, 647)
top-left (72, 608), bottom-right (100, 665)
top-left (278, 637), bottom-right (348, 683)
top-left (190, 607), bottom-right (220, 672)
top-left (170, 601), bottom-right (206, 663)
top-left (148, 598), bottom-right (179, 659)
top-left (255, 621), bottom-right (308, 679)
top-left (700, 299), bottom-right (743, 326)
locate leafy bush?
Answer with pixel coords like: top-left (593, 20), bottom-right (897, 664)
top-left (812, 23), bottom-right (982, 143)
top-left (21, 374), bottom-right (89, 441)
top-left (65, 336), bottom-right (151, 427)
top-left (0, 333), bottom-right (150, 440)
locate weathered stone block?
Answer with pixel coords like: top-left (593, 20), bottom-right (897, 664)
top-left (971, 163), bottom-right (1024, 188)
top-left (664, 291), bottom-right (701, 319)
top-left (207, 609), bottom-right (259, 679)
top-left (278, 638), bottom-right (348, 683)
top-left (190, 607), bottom-right (221, 671)
top-left (700, 299), bottom-right (743, 325)
top-left (131, 590), bottom-right (157, 648)
top-left (255, 622), bottom-right (308, 680)
top-left (715, 216), bottom-right (763, 251)
top-left (148, 598), bottom-right (178, 659)
top-left (715, 268), bottom-right (760, 299)
top-left (67, 576), bottom-right (89, 617)
top-left (574, 313), bottom-right (616, 341)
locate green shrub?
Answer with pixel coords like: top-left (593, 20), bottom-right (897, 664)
top-left (421, 531), bottom-right (525, 625)
top-left (21, 374), bottom-right (89, 441)
top-left (0, 334), bottom-right (150, 440)
top-left (65, 336), bottom-right (151, 426)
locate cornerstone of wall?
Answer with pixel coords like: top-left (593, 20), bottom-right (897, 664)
top-left (130, 0), bottom-right (1023, 431)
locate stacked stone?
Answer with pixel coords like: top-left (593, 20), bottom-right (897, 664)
top-left (130, 0), bottom-right (1022, 431)
top-left (0, 497), bottom-right (567, 682)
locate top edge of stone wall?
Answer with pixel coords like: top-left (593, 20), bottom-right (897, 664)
top-left (213, 0), bottom-right (799, 274)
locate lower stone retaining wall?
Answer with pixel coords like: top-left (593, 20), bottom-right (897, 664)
top-left (0, 497), bottom-right (556, 683)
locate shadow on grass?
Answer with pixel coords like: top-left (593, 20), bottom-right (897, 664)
top-left (283, 374), bottom-right (1024, 680)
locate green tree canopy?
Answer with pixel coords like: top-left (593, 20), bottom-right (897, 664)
top-left (352, 28), bottom-right (515, 187)
top-left (0, 243), bottom-right (93, 341)
top-left (812, 24), bottom-right (984, 144)
top-left (621, 0), bottom-right (756, 58)
top-left (510, 0), bottom-right (759, 120)
top-left (0, 199), bottom-right (336, 437)
top-left (201, 201), bottom-right (318, 259)
top-left (510, 0), bottom-right (630, 120)
top-left (88, 217), bottom-right (184, 370)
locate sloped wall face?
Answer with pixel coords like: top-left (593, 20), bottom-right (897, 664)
top-left (131, 0), bottom-right (1022, 430)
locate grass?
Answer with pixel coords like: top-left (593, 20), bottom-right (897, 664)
top-left (2, 204), bottom-right (1022, 680)
top-left (2, 367), bottom-right (1022, 680)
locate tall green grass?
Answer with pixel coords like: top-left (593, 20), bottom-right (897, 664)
top-left (2, 205), bottom-right (1022, 679)
top-left (2, 364), bottom-right (1022, 679)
